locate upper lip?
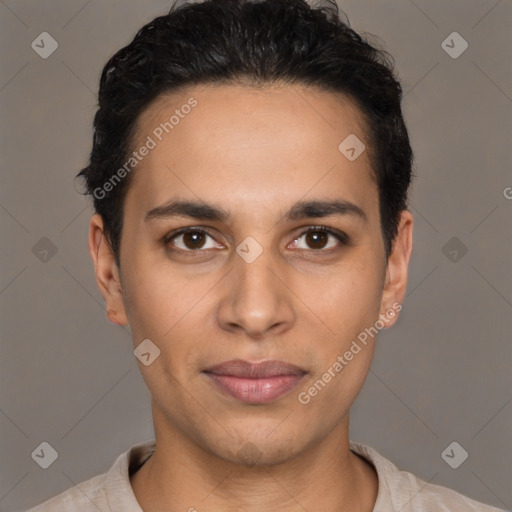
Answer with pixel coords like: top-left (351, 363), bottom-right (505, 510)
top-left (204, 359), bottom-right (306, 378)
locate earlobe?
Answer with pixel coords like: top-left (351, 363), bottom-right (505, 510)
top-left (379, 210), bottom-right (413, 328)
top-left (88, 214), bottom-right (129, 326)
top-left (106, 308), bottom-right (122, 326)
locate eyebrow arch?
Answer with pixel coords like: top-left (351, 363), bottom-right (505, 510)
top-left (144, 198), bottom-right (367, 223)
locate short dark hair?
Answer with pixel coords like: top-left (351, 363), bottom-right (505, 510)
top-left (76, 0), bottom-right (413, 267)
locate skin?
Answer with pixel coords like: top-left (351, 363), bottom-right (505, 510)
top-left (89, 82), bottom-right (413, 511)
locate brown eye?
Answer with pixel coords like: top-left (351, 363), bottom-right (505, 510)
top-left (290, 227), bottom-right (348, 251)
top-left (305, 230), bottom-right (329, 249)
top-left (166, 229), bottom-right (221, 252)
top-left (182, 231), bottom-right (206, 249)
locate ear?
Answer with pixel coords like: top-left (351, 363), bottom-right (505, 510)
top-left (88, 214), bottom-right (129, 326)
top-left (379, 210), bottom-right (413, 328)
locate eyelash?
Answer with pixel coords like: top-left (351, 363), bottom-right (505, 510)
top-left (163, 225), bottom-right (349, 254)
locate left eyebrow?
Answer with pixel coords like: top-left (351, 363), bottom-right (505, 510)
top-left (284, 199), bottom-right (367, 223)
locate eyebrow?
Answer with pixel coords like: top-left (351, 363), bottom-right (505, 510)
top-left (286, 199), bottom-right (367, 222)
top-left (144, 199), bottom-right (367, 223)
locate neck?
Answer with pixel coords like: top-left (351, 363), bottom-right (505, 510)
top-left (131, 408), bottom-right (378, 512)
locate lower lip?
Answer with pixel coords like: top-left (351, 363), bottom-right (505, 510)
top-left (204, 373), bottom-right (305, 404)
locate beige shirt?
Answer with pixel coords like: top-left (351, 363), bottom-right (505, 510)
top-left (27, 440), bottom-right (505, 511)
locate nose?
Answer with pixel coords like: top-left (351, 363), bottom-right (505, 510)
top-left (216, 250), bottom-right (295, 339)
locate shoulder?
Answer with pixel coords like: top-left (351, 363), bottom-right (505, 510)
top-left (349, 441), bottom-right (506, 512)
top-left (25, 440), bottom-right (154, 512)
top-left (387, 470), bottom-right (505, 511)
top-left (25, 473), bottom-right (109, 511)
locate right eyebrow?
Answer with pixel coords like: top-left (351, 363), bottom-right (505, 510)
top-left (144, 199), bottom-right (230, 223)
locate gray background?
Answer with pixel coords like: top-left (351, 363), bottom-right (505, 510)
top-left (0, 0), bottom-right (511, 510)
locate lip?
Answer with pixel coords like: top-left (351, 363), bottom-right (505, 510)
top-left (203, 359), bottom-right (307, 404)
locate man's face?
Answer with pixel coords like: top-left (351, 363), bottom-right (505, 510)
top-left (91, 83), bottom-right (411, 465)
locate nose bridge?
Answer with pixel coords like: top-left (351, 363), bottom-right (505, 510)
top-left (217, 244), bottom-right (295, 337)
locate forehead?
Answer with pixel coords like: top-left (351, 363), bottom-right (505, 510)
top-left (126, 83), bottom-right (377, 218)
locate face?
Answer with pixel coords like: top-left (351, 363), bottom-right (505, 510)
top-left (89, 83), bottom-right (413, 465)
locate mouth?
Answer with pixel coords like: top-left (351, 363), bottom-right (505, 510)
top-left (203, 359), bottom-right (307, 404)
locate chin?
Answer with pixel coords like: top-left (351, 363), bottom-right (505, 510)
top-left (208, 430), bottom-right (305, 468)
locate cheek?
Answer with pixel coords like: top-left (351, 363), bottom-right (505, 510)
top-left (121, 255), bottom-right (219, 358)
top-left (297, 253), bottom-right (384, 342)
top-left (295, 264), bottom-right (381, 420)
top-left (120, 253), bottom-right (182, 340)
